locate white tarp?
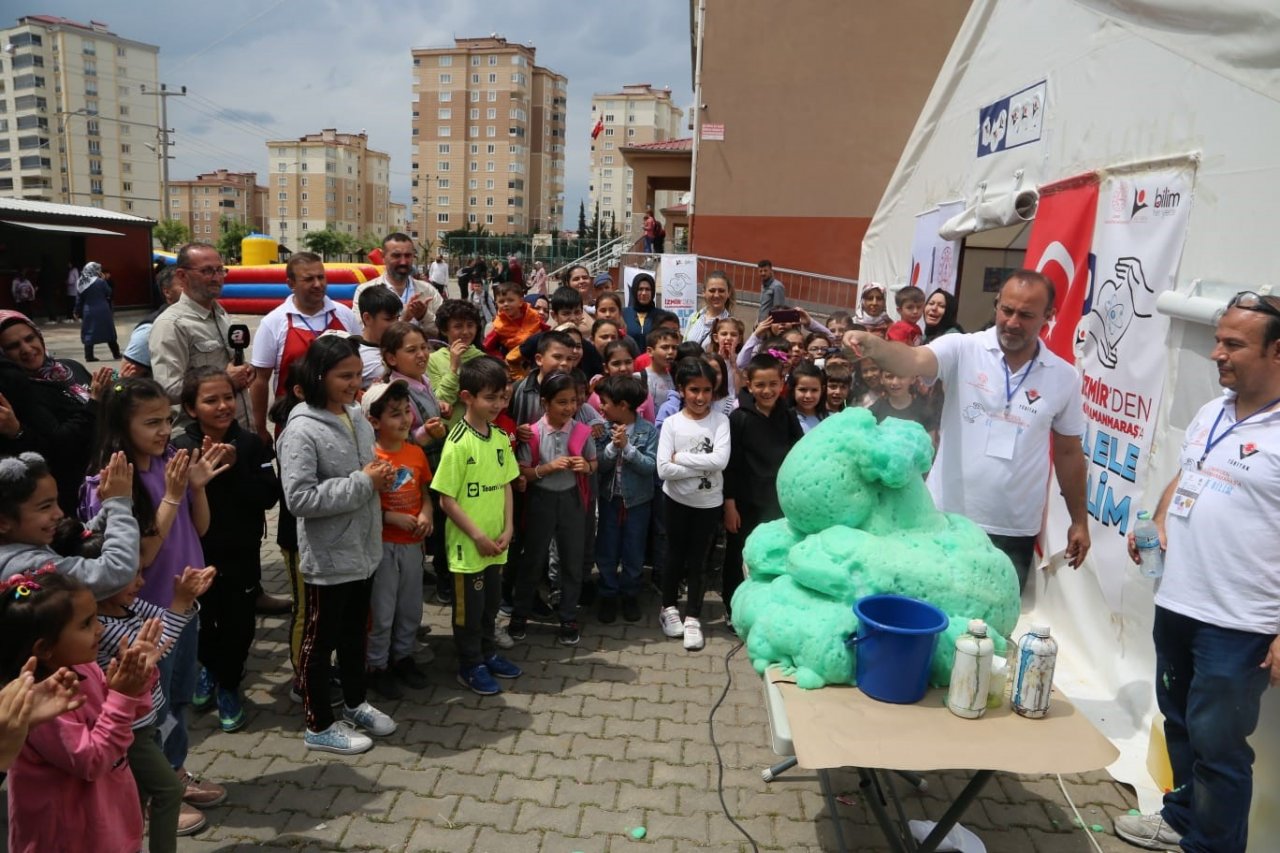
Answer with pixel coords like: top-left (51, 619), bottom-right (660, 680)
top-left (858, 0), bottom-right (1280, 832)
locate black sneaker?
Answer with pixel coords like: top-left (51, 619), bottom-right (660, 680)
top-left (621, 595), bottom-right (641, 623)
top-left (598, 596), bottom-right (618, 624)
top-left (558, 620), bottom-right (581, 646)
top-left (392, 657), bottom-right (428, 690)
top-left (435, 585), bottom-right (454, 605)
top-left (369, 667), bottom-right (403, 700)
top-left (507, 616), bottom-right (528, 640)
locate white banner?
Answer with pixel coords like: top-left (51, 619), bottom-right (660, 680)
top-left (659, 253), bottom-right (698, 328)
top-left (909, 200), bottom-right (963, 294)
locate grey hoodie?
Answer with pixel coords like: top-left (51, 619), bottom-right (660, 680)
top-left (0, 496), bottom-right (140, 598)
top-left (278, 402), bottom-right (381, 585)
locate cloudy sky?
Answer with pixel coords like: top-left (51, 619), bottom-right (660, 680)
top-left (34, 0), bottom-right (694, 226)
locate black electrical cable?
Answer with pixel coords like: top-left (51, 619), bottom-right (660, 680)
top-left (709, 639), bottom-right (760, 853)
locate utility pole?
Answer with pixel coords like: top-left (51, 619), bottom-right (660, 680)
top-left (141, 83), bottom-right (186, 214)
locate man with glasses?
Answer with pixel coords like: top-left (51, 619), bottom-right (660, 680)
top-left (1114, 291), bottom-right (1280, 853)
top-left (352, 232), bottom-right (442, 334)
top-left (149, 242), bottom-right (255, 430)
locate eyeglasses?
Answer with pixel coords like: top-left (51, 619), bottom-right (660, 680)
top-left (181, 266), bottom-right (228, 277)
top-left (1229, 291), bottom-right (1280, 319)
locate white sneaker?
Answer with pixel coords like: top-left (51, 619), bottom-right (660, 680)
top-left (342, 701), bottom-right (397, 737)
top-left (1113, 813), bottom-right (1182, 851)
top-left (659, 606), bottom-right (684, 638)
top-left (305, 720), bottom-right (373, 754)
top-left (493, 622), bottom-right (515, 650)
top-left (683, 617), bottom-right (704, 651)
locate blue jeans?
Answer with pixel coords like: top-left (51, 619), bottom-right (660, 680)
top-left (1154, 606), bottom-right (1272, 852)
top-left (595, 495), bottom-right (651, 598)
top-left (156, 616), bottom-right (199, 769)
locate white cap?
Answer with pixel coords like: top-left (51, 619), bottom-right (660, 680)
top-left (967, 619), bottom-right (988, 636)
top-left (1030, 624), bottom-right (1051, 637)
top-left (360, 378), bottom-right (409, 417)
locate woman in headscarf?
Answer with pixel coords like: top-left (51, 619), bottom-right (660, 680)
top-left (923, 287), bottom-right (964, 342)
top-left (623, 272), bottom-right (658, 347)
top-left (0, 311), bottom-right (111, 515)
top-left (72, 261), bottom-right (121, 361)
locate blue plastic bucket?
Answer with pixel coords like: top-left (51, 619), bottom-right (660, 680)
top-left (846, 594), bottom-right (949, 704)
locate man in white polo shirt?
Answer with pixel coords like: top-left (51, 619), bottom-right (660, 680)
top-left (845, 270), bottom-right (1090, 589)
top-left (1113, 292), bottom-right (1280, 853)
top-left (351, 232), bottom-right (442, 333)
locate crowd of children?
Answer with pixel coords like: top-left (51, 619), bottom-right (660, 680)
top-left (0, 266), bottom-right (949, 850)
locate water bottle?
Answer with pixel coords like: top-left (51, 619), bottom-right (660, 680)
top-left (947, 619), bottom-right (994, 719)
top-left (1134, 510), bottom-right (1164, 579)
top-left (1011, 625), bottom-right (1058, 719)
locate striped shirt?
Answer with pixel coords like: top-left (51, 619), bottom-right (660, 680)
top-left (96, 599), bottom-right (196, 729)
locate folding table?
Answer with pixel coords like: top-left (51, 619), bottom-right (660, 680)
top-left (763, 668), bottom-right (1118, 853)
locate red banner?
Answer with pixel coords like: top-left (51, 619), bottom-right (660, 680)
top-left (1024, 174), bottom-right (1099, 361)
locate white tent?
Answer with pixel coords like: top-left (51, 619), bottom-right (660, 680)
top-left (859, 0), bottom-right (1280, 838)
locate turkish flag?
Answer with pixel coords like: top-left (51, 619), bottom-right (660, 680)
top-left (1024, 173), bottom-right (1099, 361)
top-left (590, 118), bottom-right (604, 140)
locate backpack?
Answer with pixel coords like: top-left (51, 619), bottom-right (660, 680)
top-left (525, 419), bottom-right (592, 510)
top-left (654, 222), bottom-right (666, 239)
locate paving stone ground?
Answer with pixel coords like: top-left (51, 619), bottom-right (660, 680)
top-left (1, 311), bottom-right (1143, 852)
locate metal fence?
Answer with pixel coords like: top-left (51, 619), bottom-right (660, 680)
top-left (440, 234), bottom-right (619, 272)
top-left (616, 252), bottom-right (861, 315)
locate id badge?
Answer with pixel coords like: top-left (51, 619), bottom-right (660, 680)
top-left (1168, 471), bottom-right (1209, 518)
top-left (985, 415), bottom-right (1018, 460)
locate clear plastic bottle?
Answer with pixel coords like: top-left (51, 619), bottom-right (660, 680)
top-left (1134, 510), bottom-right (1164, 579)
top-left (1012, 624), bottom-right (1058, 719)
top-left (948, 619), bottom-right (994, 719)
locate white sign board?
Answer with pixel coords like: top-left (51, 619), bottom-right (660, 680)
top-left (659, 254), bottom-right (698, 328)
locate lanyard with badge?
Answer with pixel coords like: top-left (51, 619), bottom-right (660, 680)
top-left (985, 345), bottom-right (1038, 460)
top-left (1170, 395), bottom-right (1280, 517)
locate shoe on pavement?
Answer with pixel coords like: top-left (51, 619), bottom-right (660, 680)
top-left (1113, 813), bottom-right (1182, 851)
top-left (621, 595), bottom-right (641, 623)
top-left (392, 656), bottom-right (429, 690)
top-left (176, 802), bottom-right (207, 836)
top-left (193, 668), bottom-right (216, 713)
top-left (342, 701), bottom-right (397, 737)
top-left (178, 770), bottom-right (227, 807)
top-left (368, 667), bottom-right (404, 700)
top-left (558, 620), bottom-right (581, 647)
top-left (659, 606), bottom-right (684, 638)
top-left (493, 622), bottom-right (515, 649)
top-left (457, 663), bottom-right (502, 696)
top-left (216, 687), bottom-right (247, 733)
top-left (254, 591), bottom-right (292, 615)
top-left (683, 616), bottom-right (705, 651)
top-left (305, 721), bottom-right (373, 755)
top-left (484, 654), bottom-right (522, 679)
top-left (598, 596), bottom-right (618, 624)
top-left (506, 616), bottom-right (528, 640)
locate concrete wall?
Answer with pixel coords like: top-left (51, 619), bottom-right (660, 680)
top-left (691, 0), bottom-right (969, 277)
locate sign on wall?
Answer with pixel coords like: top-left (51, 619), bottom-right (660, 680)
top-left (909, 200), bottom-right (964, 294)
top-left (659, 254), bottom-right (698, 328)
top-left (977, 80), bottom-right (1047, 158)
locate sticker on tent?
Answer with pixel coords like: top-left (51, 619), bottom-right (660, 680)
top-left (978, 81), bottom-right (1046, 157)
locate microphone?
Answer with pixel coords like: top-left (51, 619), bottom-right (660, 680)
top-left (228, 324), bottom-right (250, 366)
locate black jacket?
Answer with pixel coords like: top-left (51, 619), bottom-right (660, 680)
top-left (723, 391), bottom-right (804, 511)
top-left (173, 419), bottom-right (278, 564)
top-left (0, 358), bottom-right (96, 517)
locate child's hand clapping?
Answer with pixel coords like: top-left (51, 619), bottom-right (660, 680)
top-left (128, 617), bottom-right (173, 670)
top-left (610, 424), bottom-right (628, 449)
top-left (448, 338), bottom-right (469, 371)
top-left (23, 658), bottom-right (84, 725)
top-left (104, 637), bottom-right (153, 698)
top-left (163, 449), bottom-right (193, 501)
top-left (566, 456), bottom-right (591, 474)
top-left (424, 417), bottom-right (447, 440)
top-left (187, 443), bottom-right (233, 490)
top-left (172, 565), bottom-right (216, 613)
top-left (88, 366), bottom-right (115, 401)
top-left (363, 460), bottom-right (395, 491)
top-left (96, 451), bottom-right (134, 501)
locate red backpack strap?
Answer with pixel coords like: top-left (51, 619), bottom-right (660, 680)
top-left (568, 422), bottom-right (592, 510)
top-left (526, 421), bottom-right (542, 468)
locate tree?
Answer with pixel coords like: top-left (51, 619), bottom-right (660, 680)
top-left (301, 228), bottom-right (349, 260)
top-left (577, 200), bottom-right (588, 236)
top-left (215, 216), bottom-right (252, 262)
top-left (153, 219), bottom-right (191, 251)
top-left (608, 211), bottom-right (620, 241)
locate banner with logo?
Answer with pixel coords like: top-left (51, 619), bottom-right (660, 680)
top-left (1024, 174), bottom-right (1099, 362)
top-left (1046, 164), bottom-right (1196, 611)
top-left (659, 254), bottom-right (699, 329)
top-left (909, 200), bottom-right (964, 294)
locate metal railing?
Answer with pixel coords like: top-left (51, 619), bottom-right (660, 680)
top-left (549, 233), bottom-right (632, 281)
top-left (615, 252), bottom-right (860, 314)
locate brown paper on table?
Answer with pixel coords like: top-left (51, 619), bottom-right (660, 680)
top-left (772, 672), bottom-right (1119, 775)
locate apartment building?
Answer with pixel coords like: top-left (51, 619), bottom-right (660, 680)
top-left (409, 36), bottom-right (566, 240)
top-left (265, 129), bottom-right (392, 245)
top-left (589, 84), bottom-right (683, 236)
top-left (168, 169), bottom-right (267, 240)
top-left (0, 15), bottom-right (162, 219)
